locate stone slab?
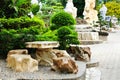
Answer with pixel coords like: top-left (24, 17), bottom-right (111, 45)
top-left (86, 59), bottom-right (99, 68)
top-left (26, 41), bottom-right (59, 48)
top-left (80, 40), bottom-right (103, 45)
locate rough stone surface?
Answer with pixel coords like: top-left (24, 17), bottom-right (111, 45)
top-left (7, 49), bottom-right (28, 57)
top-left (26, 41), bottom-right (59, 48)
top-left (6, 54), bottom-right (38, 72)
top-left (36, 49), bottom-right (71, 66)
top-left (36, 48), bottom-right (57, 66)
top-left (51, 57), bottom-right (78, 74)
top-left (67, 45), bottom-right (92, 62)
top-left (83, 0), bottom-right (98, 24)
top-left (78, 32), bottom-right (99, 41)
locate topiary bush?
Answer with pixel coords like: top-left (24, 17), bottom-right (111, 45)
top-left (0, 16), bottom-right (44, 30)
top-left (57, 26), bottom-right (79, 50)
top-left (50, 11), bottom-right (76, 30)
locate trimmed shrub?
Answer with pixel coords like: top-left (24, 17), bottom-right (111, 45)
top-left (0, 16), bottom-right (44, 30)
top-left (50, 11), bottom-right (76, 30)
top-left (57, 26), bottom-right (79, 50)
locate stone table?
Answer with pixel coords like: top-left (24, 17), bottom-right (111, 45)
top-left (25, 41), bottom-right (59, 66)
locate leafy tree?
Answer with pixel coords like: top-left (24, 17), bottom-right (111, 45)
top-left (105, 1), bottom-right (120, 18)
top-left (0, 0), bottom-right (31, 18)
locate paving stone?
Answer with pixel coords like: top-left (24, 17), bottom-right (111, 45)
top-left (86, 67), bottom-right (101, 80)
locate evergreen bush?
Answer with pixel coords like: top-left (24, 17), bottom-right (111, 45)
top-left (50, 11), bottom-right (76, 30)
top-left (0, 16), bottom-right (44, 30)
top-left (57, 26), bottom-right (79, 50)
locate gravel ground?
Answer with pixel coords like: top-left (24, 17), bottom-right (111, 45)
top-left (0, 60), bottom-right (86, 80)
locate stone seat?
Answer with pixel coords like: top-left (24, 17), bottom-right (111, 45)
top-left (6, 49), bottom-right (38, 72)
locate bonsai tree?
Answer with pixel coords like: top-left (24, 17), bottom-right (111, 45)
top-left (50, 11), bottom-right (76, 30)
top-left (57, 26), bottom-right (79, 50)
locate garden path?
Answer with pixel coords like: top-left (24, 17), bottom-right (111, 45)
top-left (89, 30), bottom-right (120, 80)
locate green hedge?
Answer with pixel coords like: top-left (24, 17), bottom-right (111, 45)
top-left (0, 17), bottom-right (44, 29)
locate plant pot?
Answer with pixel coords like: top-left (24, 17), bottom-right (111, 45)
top-left (99, 35), bottom-right (108, 41)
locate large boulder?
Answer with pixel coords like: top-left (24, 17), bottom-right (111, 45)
top-left (67, 45), bottom-right (92, 62)
top-left (36, 49), bottom-right (71, 66)
top-left (51, 57), bottom-right (78, 74)
top-left (6, 49), bottom-right (38, 72)
top-left (6, 54), bottom-right (38, 72)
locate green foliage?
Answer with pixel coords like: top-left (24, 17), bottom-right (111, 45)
top-left (31, 4), bottom-right (39, 15)
top-left (61, 0), bottom-right (85, 17)
top-left (0, 27), bottom-right (58, 57)
top-left (0, 29), bottom-right (37, 57)
top-left (105, 1), bottom-right (120, 18)
top-left (0, 16), bottom-right (44, 30)
top-left (57, 26), bottom-right (79, 50)
top-left (37, 1), bottom-right (63, 27)
top-left (50, 11), bottom-right (76, 29)
top-left (0, 0), bottom-right (31, 18)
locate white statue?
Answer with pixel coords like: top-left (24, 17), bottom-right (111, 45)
top-left (64, 0), bottom-right (77, 18)
top-left (99, 4), bottom-right (107, 20)
top-left (38, 2), bottom-right (42, 13)
top-left (83, 0), bottom-right (98, 24)
top-left (31, 0), bottom-right (38, 4)
top-left (28, 12), bottom-right (34, 18)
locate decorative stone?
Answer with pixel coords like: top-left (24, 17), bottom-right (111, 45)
top-left (6, 54), bottom-right (38, 72)
top-left (86, 59), bottom-right (99, 68)
top-left (7, 49), bottom-right (28, 57)
top-left (77, 32), bottom-right (103, 44)
top-left (83, 0), bottom-right (98, 24)
top-left (26, 41), bottom-right (59, 48)
top-left (64, 0), bottom-right (77, 18)
top-left (26, 41), bottom-right (60, 66)
top-left (36, 48), bottom-right (57, 66)
top-left (36, 49), bottom-right (71, 66)
top-left (78, 32), bottom-right (99, 41)
top-left (67, 45), bottom-right (92, 62)
top-left (51, 57), bottom-right (78, 74)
